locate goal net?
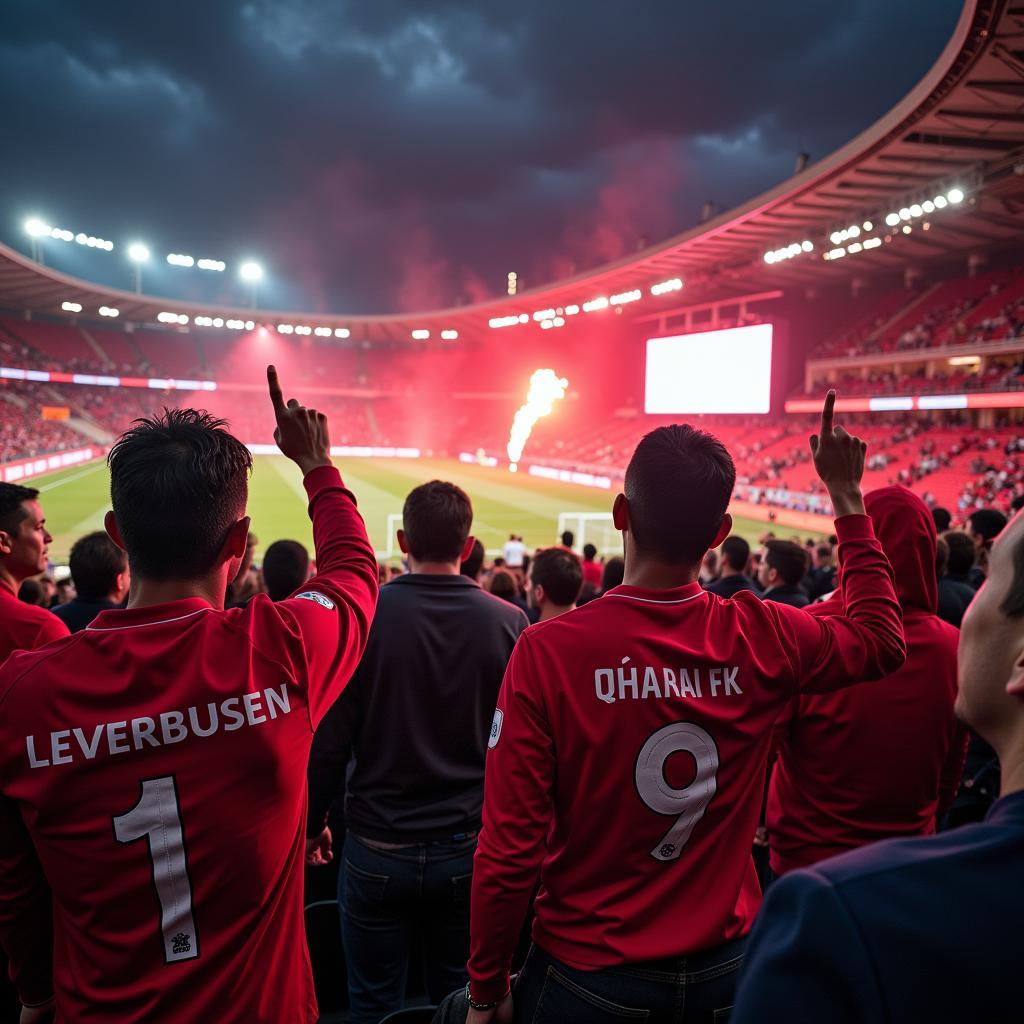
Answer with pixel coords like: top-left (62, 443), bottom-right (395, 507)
top-left (557, 512), bottom-right (621, 557)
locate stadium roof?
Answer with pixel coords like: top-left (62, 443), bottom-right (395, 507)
top-left (1, 0), bottom-right (1023, 342)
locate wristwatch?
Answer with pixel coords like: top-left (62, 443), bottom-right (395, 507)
top-left (465, 982), bottom-right (506, 1011)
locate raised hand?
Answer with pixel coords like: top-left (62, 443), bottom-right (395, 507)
top-left (809, 390), bottom-right (867, 517)
top-left (267, 365), bottom-right (332, 476)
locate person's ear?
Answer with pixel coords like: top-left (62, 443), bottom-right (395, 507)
top-left (1006, 648), bottom-right (1024, 698)
top-left (612, 493), bottom-right (629, 532)
top-left (711, 513), bottom-right (732, 550)
top-left (533, 583), bottom-right (546, 607)
top-left (104, 510), bottom-right (126, 551)
top-left (461, 536), bottom-right (476, 562)
top-left (397, 529), bottom-right (409, 555)
top-left (222, 517), bottom-right (251, 563)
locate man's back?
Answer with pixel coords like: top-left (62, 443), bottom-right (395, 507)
top-left (937, 574), bottom-right (975, 627)
top-left (734, 791), bottom-right (1024, 1023)
top-left (0, 467), bottom-right (377, 1022)
top-left (312, 574), bottom-right (528, 841)
top-left (52, 595), bottom-right (118, 634)
top-left (0, 580), bottom-right (68, 664)
top-left (706, 573), bottom-right (759, 599)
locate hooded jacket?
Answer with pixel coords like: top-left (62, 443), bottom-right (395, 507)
top-left (767, 486), bottom-right (966, 875)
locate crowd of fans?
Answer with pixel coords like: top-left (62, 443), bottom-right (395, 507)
top-left (1, 374), bottom-right (1021, 1023)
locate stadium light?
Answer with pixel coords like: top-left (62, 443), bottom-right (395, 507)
top-left (933, 194), bottom-right (948, 209)
top-left (128, 243), bottom-right (150, 262)
top-left (314, 327), bottom-right (332, 337)
top-left (25, 218), bottom-right (49, 238)
top-left (239, 261), bottom-right (263, 282)
top-left (334, 328), bottom-right (350, 338)
top-left (441, 329), bottom-right (458, 340)
top-left (489, 315), bottom-right (521, 329)
top-left (99, 306), bottom-right (119, 317)
top-left (411, 329), bottom-right (430, 340)
top-left (197, 258), bottom-right (226, 272)
top-left (167, 253), bottom-right (195, 267)
top-left (609, 288), bottom-right (642, 306)
top-left (947, 187), bottom-right (965, 204)
top-left (61, 301), bottom-right (82, 313)
top-left (885, 213), bottom-right (900, 227)
top-left (277, 324), bottom-right (294, 334)
top-left (532, 308), bottom-right (557, 322)
top-left (763, 241), bottom-right (811, 265)
top-left (213, 317), bottom-right (224, 328)
top-left (157, 312), bottom-right (189, 325)
top-left (295, 325), bottom-right (311, 335)
top-left (582, 296), bottom-right (609, 313)
top-left (564, 304), bottom-right (581, 315)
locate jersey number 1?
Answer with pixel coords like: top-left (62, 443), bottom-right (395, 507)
top-left (634, 722), bottom-right (719, 862)
top-left (112, 775), bottom-right (199, 963)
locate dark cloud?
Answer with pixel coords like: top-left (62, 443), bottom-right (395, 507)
top-left (1, 0), bottom-right (962, 312)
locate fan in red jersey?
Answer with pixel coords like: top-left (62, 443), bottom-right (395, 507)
top-left (0, 367), bottom-right (378, 1023)
top-left (466, 392), bottom-right (906, 1024)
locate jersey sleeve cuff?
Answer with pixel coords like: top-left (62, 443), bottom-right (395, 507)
top-left (303, 464), bottom-right (346, 499)
top-left (833, 513), bottom-right (873, 541)
top-left (470, 972), bottom-right (511, 1005)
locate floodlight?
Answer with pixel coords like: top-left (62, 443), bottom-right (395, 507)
top-left (239, 261), bottom-right (263, 282)
top-left (25, 218), bottom-right (49, 237)
top-left (947, 187), bottom-right (965, 204)
top-left (128, 243), bottom-right (150, 263)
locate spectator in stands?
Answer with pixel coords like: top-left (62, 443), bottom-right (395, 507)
top-left (734, 502), bottom-right (1024, 1023)
top-left (932, 506), bottom-right (952, 534)
top-left (599, 555), bottom-right (625, 594)
top-left (706, 536), bottom-right (760, 598)
top-left (559, 529), bottom-right (574, 549)
top-left (802, 543), bottom-right (837, 602)
top-left (968, 508), bottom-right (1008, 587)
top-left (461, 538), bottom-right (486, 582)
top-left (18, 578), bottom-right (47, 607)
top-left (526, 547), bottom-right (584, 622)
top-left (767, 486), bottom-right (964, 880)
top-left (307, 480), bottom-right (528, 1024)
top-left (758, 540), bottom-right (810, 608)
top-left (501, 534), bottom-right (525, 573)
top-left (700, 548), bottom-right (719, 585)
top-left (0, 482), bottom-right (68, 663)
top-left (54, 577), bottom-right (74, 606)
top-left (936, 536), bottom-right (975, 628)
top-left (37, 575), bottom-right (57, 608)
top-left (465, 398), bottom-right (904, 1023)
top-left (487, 568), bottom-right (529, 614)
top-left (53, 531), bottom-right (130, 633)
top-left (944, 529), bottom-right (978, 590)
top-left (580, 542), bottom-right (602, 588)
top-left (261, 539), bottom-right (311, 602)
top-left (225, 531), bottom-right (259, 607)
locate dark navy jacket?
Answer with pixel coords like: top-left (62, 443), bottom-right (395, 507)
top-left (734, 790), bottom-right (1024, 1023)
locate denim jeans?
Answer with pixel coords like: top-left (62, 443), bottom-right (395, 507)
top-left (339, 831), bottom-right (476, 1024)
top-left (512, 939), bottom-right (745, 1023)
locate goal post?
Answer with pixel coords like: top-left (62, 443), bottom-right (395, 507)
top-left (381, 512), bottom-right (403, 560)
top-left (557, 512), bottom-right (621, 557)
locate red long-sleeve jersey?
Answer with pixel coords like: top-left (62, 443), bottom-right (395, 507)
top-left (0, 465), bottom-right (378, 1023)
top-left (469, 514), bottom-right (905, 1003)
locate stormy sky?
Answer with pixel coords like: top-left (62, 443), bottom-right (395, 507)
top-left (1, 0), bottom-right (962, 314)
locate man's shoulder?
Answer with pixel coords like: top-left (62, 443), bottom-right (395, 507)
top-left (0, 630), bottom-right (83, 708)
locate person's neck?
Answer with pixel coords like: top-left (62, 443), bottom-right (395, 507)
top-left (623, 557), bottom-right (701, 590)
top-left (0, 563), bottom-right (26, 595)
top-left (128, 576), bottom-right (228, 610)
top-left (538, 603), bottom-right (574, 622)
top-left (408, 558), bottom-right (462, 576)
top-left (998, 735), bottom-right (1024, 798)
top-left (718, 563), bottom-right (741, 579)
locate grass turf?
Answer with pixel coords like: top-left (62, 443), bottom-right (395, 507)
top-left (33, 455), bottom-right (802, 566)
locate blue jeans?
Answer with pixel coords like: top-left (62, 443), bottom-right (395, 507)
top-left (512, 939), bottom-right (745, 1023)
top-left (339, 832), bottom-right (476, 1024)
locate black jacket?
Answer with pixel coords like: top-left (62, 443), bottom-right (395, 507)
top-left (761, 584), bottom-right (810, 609)
top-left (52, 597), bottom-right (117, 634)
top-left (937, 575), bottom-right (975, 628)
top-left (706, 573), bottom-right (760, 599)
top-left (308, 573), bottom-right (528, 842)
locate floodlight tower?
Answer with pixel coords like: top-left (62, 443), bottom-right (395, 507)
top-left (128, 242), bottom-right (150, 293)
top-left (239, 261), bottom-right (263, 307)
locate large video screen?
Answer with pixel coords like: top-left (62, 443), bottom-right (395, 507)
top-left (644, 323), bottom-right (773, 414)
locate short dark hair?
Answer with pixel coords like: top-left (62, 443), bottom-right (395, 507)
top-left (1012, 494), bottom-right (1024, 513)
top-left (582, 542), bottom-right (598, 561)
top-left (931, 507), bottom-right (952, 533)
top-left (936, 535), bottom-right (949, 577)
top-left (969, 509), bottom-right (1008, 546)
top-left (764, 540), bottom-right (807, 587)
top-left (601, 555), bottom-right (625, 591)
top-left (487, 568), bottom-right (518, 602)
top-left (402, 480), bottom-right (472, 563)
top-left (461, 538), bottom-right (486, 579)
top-left (108, 409), bottom-right (252, 580)
top-left (816, 543), bottom-right (832, 561)
top-left (943, 530), bottom-right (976, 577)
top-left (262, 539), bottom-right (310, 602)
top-left (68, 531), bottom-right (127, 600)
top-left (531, 547), bottom-right (584, 606)
top-left (624, 425), bottom-right (735, 564)
top-left (560, 530), bottom-right (574, 548)
top-left (18, 578), bottom-right (45, 606)
top-left (0, 483), bottom-right (39, 535)
top-left (720, 535), bottom-right (750, 572)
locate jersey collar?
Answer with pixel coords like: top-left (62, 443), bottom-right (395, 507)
top-left (87, 597), bottom-right (214, 632)
top-left (604, 581), bottom-right (707, 605)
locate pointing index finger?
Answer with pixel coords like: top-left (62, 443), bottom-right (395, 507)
top-left (820, 389), bottom-right (836, 437)
top-left (267, 365), bottom-right (286, 415)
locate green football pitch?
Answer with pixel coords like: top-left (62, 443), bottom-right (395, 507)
top-left (33, 455), bottom-right (783, 566)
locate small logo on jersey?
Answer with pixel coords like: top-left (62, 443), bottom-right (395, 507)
top-left (171, 933), bottom-right (192, 954)
top-left (296, 591), bottom-right (335, 610)
top-left (488, 709), bottom-right (504, 749)
top-left (658, 843), bottom-right (676, 859)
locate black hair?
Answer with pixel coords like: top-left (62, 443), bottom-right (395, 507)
top-left (816, 543), bottom-right (833, 561)
top-left (262, 539), bottom-right (310, 602)
top-left (18, 578), bottom-right (46, 606)
top-left (402, 480), bottom-right (472, 563)
top-left (764, 539), bottom-right (808, 587)
top-left (624, 425), bottom-right (735, 564)
top-left (0, 483), bottom-right (39, 536)
top-left (969, 509), bottom-right (1008, 546)
top-left (531, 547), bottom-right (584, 607)
top-left (560, 530), bottom-right (574, 548)
top-left (601, 555), bottom-right (625, 591)
top-left (487, 568), bottom-right (518, 602)
top-left (461, 538), bottom-right (486, 580)
top-left (1012, 494), bottom-right (1024, 514)
top-left (931, 507), bottom-right (952, 534)
top-left (582, 542), bottom-right (598, 561)
top-left (943, 530), bottom-right (976, 578)
top-left (68, 531), bottom-right (128, 600)
top-left (720, 535), bottom-right (750, 573)
top-left (107, 409), bottom-right (252, 580)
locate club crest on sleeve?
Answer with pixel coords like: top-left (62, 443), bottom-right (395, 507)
top-left (488, 708), bottom-right (504, 749)
top-left (295, 591), bottom-right (335, 610)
